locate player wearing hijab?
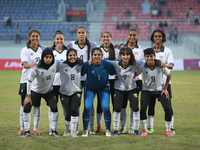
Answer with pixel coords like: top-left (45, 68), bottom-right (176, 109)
top-left (56, 48), bottom-right (82, 137)
top-left (21, 48), bottom-right (60, 138)
top-left (67, 25), bottom-right (98, 134)
top-left (49, 30), bottom-right (68, 135)
top-left (81, 47), bottom-right (116, 137)
top-left (18, 29), bottom-right (45, 136)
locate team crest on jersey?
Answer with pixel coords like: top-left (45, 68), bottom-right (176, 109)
top-left (92, 70), bottom-right (94, 73)
top-left (31, 53), bottom-right (33, 56)
top-left (134, 52), bottom-right (138, 55)
top-left (159, 56), bottom-right (163, 59)
top-left (65, 69), bottom-right (68, 72)
top-left (118, 69), bottom-right (121, 72)
top-left (103, 69), bottom-right (107, 73)
top-left (54, 54), bottom-right (57, 58)
top-left (52, 69), bottom-right (55, 72)
top-left (157, 70), bottom-right (160, 73)
top-left (145, 71), bottom-right (148, 74)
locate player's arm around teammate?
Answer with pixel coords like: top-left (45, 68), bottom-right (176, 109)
top-left (22, 49), bottom-right (60, 138)
top-left (109, 46), bottom-right (143, 137)
top-left (81, 47), bottom-right (116, 137)
top-left (18, 29), bottom-right (45, 136)
top-left (147, 29), bottom-right (175, 135)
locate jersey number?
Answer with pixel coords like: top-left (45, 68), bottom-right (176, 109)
top-left (151, 76), bottom-right (155, 82)
top-left (71, 74), bottom-right (75, 80)
top-left (46, 75), bottom-right (51, 81)
top-left (123, 74), bottom-right (127, 80)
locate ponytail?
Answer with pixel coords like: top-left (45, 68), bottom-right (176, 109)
top-left (108, 43), bottom-right (116, 60)
top-left (86, 37), bottom-right (91, 60)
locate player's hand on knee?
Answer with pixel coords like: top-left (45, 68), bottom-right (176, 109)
top-left (24, 95), bottom-right (32, 106)
top-left (161, 90), bottom-right (169, 99)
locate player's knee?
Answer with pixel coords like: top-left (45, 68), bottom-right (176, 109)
top-left (50, 105), bottom-right (58, 112)
top-left (24, 103), bottom-right (32, 113)
top-left (101, 105), bottom-right (109, 112)
top-left (71, 108), bottom-right (78, 116)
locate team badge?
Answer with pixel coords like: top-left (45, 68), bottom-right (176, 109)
top-left (77, 94), bottom-right (81, 98)
top-left (134, 93), bottom-right (138, 98)
top-left (52, 69), bottom-right (55, 72)
top-left (118, 69), bottom-right (121, 72)
top-left (157, 70), bottom-right (160, 73)
top-left (92, 70), bottom-right (94, 73)
top-left (134, 52), bottom-right (138, 55)
top-left (145, 71), bottom-right (148, 74)
top-left (103, 69), bottom-right (107, 73)
top-left (65, 69), bottom-right (68, 72)
top-left (159, 56), bottom-right (163, 59)
top-left (41, 72), bottom-right (44, 76)
top-left (31, 53), bottom-right (33, 56)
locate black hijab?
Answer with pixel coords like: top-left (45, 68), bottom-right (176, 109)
top-left (63, 48), bottom-right (78, 68)
top-left (39, 48), bottom-right (55, 70)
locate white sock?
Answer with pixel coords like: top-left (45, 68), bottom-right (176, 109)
top-left (96, 113), bottom-right (102, 126)
top-left (51, 112), bottom-right (59, 131)
top-left (120, 108), bottom-right (127, 130)
top-left (65, 120), bottom-right (70, 131)
top-left (148, 115), bottom-right (154, 129)
top-left (133, 111), bottom-right (140, 130)
top-left (23, 112), bottom-right (31, 131)
top-left (33, 107), bottom-right (40, 130)
top-left (90, 106), bottom-right (94, 131)
top-left (20, 106), bottom-right (24, 130)
top-left (165, 121), bottom-right (171, 131)
top-left (171, 115), bottom-right (174, 129)
top-left (141, 119), bottom-right (147, 131)
top-left (71, 116), bottom-right (78, 133)
top-left (129, 108), bottom-right (133, 130)
top-left (48, 107), bottom-right (52, 129)
top-left (113, 111), bottom-right (120, 131)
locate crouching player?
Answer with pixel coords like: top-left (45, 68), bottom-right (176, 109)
top-left (137, 48), bottom-right (173, 136)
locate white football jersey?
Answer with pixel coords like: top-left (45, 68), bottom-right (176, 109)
top-left (121, 43), bottom-right (144, 81)
top-left (99, 44), bottom-right (120, 79)
top-left (27, 61), bottom-right (57, 94)
top-left (137, 60), bottom-right (171, 91)
top-left (20, 45), bottom-right (45, 83)
top-left (154, 45), bottom-right (174, 84)
top-left (67, 40), bottom-right (98, 81)
top-left (110, 60), bottom-right (143, 91)
top-left (56, 60), bottom-right (82, 96)
top-left (52, 48), bottom-right (67, 86)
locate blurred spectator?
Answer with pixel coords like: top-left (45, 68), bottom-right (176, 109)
top-left (187, 7), bottom-right (194, 22)
top-left (70, 25), bottom-right (75, 35)
top-left (169, 25), bottom-right (174, 41)
top-left (126, 22), bottom-right (131, 30)
top-left (6, 17), bottom-right (12, 28)
top-left (166, 9), bottom-right (172, 17)
top-left (15, 25), bottom-right (20, 44)
top-left (126, 9), bottom-right (131, 17)
top-left (28, 26), bottom-right (31, 34)
top-left (194, 17), bottom-right (199, 25)
top-left (152, 7), bottom-right (158, 18)
top-left (158, 8), bottom-right (163, 18)
top-left (148, 22), bottom-right (154, 38)
top-left (173, 27), bottom-right (178, 43)
top-left (158, 21), bottom-right (164, 30)
top-left (121, 22), bottom-right (126, 29)
top-left (163, 21), bottom-right (168, 30)
top-left (116, 22), bottom-right (121, 30)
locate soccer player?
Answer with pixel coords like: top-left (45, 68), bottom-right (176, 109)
top-left (138, 48), bottom-right (173, 136)
top-left (67, 25), bottom-right (98, 134)
top-left (49, 30), bottom-right (68, 136)
top-left (21, 49), bottom-right (60, 138)
top-left (110, 46), bottom-right (143, 136)
top-left (147, 29), bottom-right (175, 135)
top-left (119, 27), bottom-right (145, 134)
top-left (81, 47), bottom-right (116, 137)
top-left (95, 31), bottom-right (120, 134)
top-left (18, 29), bottom-right (45, 136)
top-left (56, 48), bottom-right (82, 137)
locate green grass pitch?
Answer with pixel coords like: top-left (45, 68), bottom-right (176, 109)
top-left (0, 70), bottom-right (200, 150)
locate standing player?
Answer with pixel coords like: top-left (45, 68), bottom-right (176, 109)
top-left (67, 25), bottom-right (98, 134)
top-left (138, 48), bottom-right (173, 136)
top-left (22, 49), bottom-right (60, 138)
top-left (18, 29), bottom-right (45, 136)
top-left (56, 48), bottom-right (82, 137)
top-left (119, 27), bottom-right (145, 134)
top-left (48, 30), bottom-right (68, 136)
top-left (110, 46), bottom-right (143, 136)
top-left (81, 47), bottom-right (116, 137)
top-left (94, 31), bottom-right (120, 133)
top-left (147, 29), bottom-right (175, 135)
